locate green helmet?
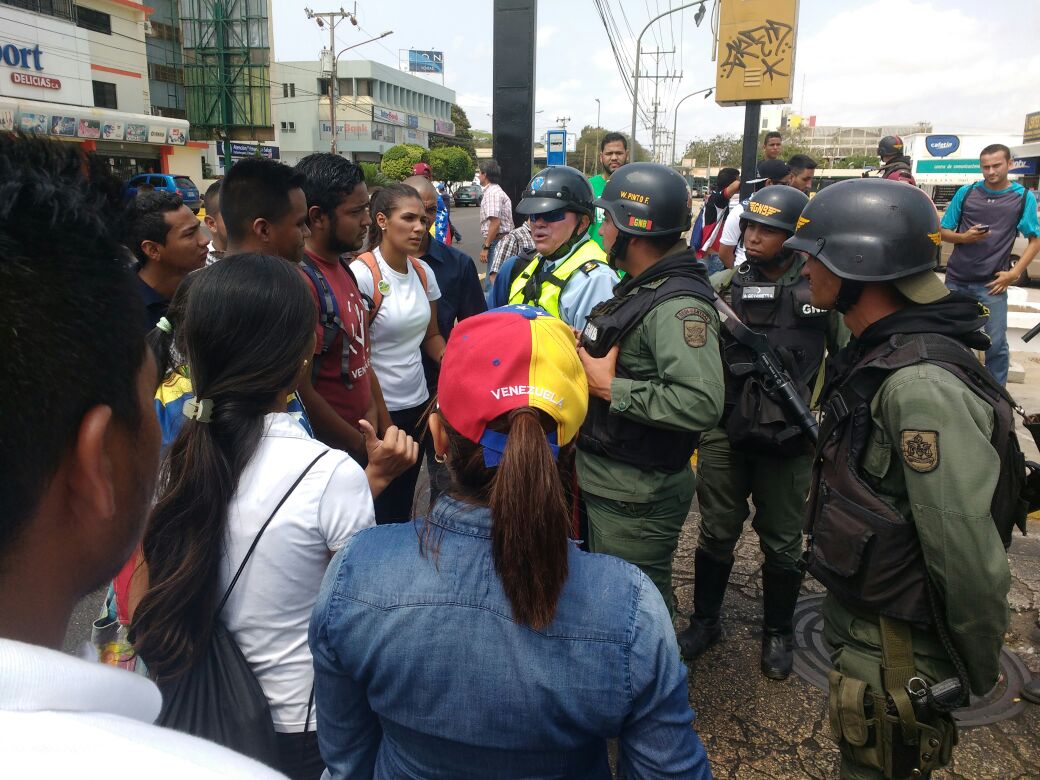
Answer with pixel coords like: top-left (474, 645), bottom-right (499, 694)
top-left (595, 162), bottom-right (692, 237)
top-left (517, 166), bottom-right (594, 217)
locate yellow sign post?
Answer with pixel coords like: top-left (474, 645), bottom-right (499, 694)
top-left (715, 0), bottom-right (799, 107)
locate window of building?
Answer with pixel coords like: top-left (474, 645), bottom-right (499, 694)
top-left (280, 121), bottom-right (296, 132)
top-left (92, 80), bottom-right (117, 109)
top-left (357, 79), bottom-right (371, 97)
top-left (148, 19), bottom-right (181, 42)
top-left (75, 5), bottom-right (111, 34)
top-left (148, 63), bottom-right (183, 84)
top-left (282, 82), bottom-right (295, 98)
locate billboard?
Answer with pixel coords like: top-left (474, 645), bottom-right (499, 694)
top-left (715, 0), bottom-right (799, 106)
top-left (408, 50), bottom-right (444, 74)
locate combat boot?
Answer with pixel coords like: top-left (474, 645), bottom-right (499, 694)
top-left (761, 565), bottom-right (803, 680)
top-left (676, 549), bottom-right (733, 660)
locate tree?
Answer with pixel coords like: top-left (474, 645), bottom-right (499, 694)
top-left (430, 104), bottom-right (477, 169)
top-left (380, 143), bottom-right (427, 180)
top-left (429, 145), bottom-right (474, 184)
top-left (683, 134), bottom-right (744, 169)
top-left (836, 153), bottom-right (878, 170)
top-left (566, 125), bottom-right (651, 174)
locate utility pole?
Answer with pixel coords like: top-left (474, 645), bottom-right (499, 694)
top-left (306, 5), bottom-right (359, 154)
top-left (642, 48), bottom-right (676, 163)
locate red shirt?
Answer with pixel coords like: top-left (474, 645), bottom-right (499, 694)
top-left (301, 249), bottom-right (372, 430)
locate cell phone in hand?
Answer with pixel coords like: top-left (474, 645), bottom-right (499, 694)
top-left (975, 224), bottom-right (990, 232)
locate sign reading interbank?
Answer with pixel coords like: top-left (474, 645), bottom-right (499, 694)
top-left (915, 159), bottom-right (981, 174)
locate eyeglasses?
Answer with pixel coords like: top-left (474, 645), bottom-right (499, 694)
top-left (529, 209), bottom-right (568, 224)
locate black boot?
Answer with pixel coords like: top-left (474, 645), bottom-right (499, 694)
top-left (676, 549), bottom-right (734, 661)
top-left (1022, 678), bottom-right (1040, 705)
top-left (761, 565), bottom-right (803, 680)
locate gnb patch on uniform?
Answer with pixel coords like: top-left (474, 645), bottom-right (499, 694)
top-left (901, 430), bottom-right (939, 473)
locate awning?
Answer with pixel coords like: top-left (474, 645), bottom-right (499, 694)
top-left (1012, 142), bottom-right (1040, 159)
top-left (0, 98), bottom-right (190, 146)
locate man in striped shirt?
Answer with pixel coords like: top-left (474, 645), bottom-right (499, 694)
top-left (478, 159), bottom-right (514, 274)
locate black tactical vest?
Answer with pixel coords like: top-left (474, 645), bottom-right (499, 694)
top-left (806, 333), bottom-right (1027, 627)
top-left (577, 256), bottom-right (715, 473)
top-left (721, 262), bottom-right (830, 455)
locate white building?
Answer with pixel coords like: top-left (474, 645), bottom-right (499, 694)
top-left (0, 0), bottom-right (202, 181)
top-left (271, 59), bottom-right (456, 165)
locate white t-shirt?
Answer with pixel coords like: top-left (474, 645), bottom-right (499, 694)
top-left (350, 247), bottom-right (441, 411)
top-left (720, 198), bottom-right (746, 267)
top-left (220, 413), bottom-right (374, 733)
top-left (0, 638), bottom-right (285, 778)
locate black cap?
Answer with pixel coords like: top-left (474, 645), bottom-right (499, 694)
top-left (749, 158), bottom-right (791, 184)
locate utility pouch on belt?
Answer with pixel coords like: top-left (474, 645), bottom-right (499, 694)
top-left (826, 617), bottom-right (957, 779)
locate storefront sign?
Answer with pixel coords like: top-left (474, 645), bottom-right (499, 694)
top-left (11, 72), bottom-right (60, 89)
top-left (925, 135), bottom-right (960, 158)
top-left (50, 115), bottom-right (76, 136)
top-left (407, 114), bottom-right (418, 128)
top-left (1, 43), bottom-right (43, 71)
top-left (433, 118), bottom-right (455, 136)
top-left (408, 50), bottom-right (443, 74)
top-left (373, 106), bottom-right (406, 126)
top-left (216, 141), bottom-right (280, 159)
top-left (915, 159), bottom-right (981, 174)
top-left (1010, 158), bottom-right (1038, 175)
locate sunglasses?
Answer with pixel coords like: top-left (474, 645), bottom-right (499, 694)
top-left (529, 209), bottom-right (569, 224)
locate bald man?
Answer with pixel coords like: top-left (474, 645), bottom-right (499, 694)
top-left (403, 175), bottom-right (487, 497)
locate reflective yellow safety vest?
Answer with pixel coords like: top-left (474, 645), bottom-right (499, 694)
top-left (506, 238), bottom-right (608, 320)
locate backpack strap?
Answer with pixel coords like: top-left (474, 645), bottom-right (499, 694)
top-left (299, 259), bottom-right (342, 384)
top-left (215, 450), bottom-right (329, 618)
top-left (358, 252), bottom-right (429, 326)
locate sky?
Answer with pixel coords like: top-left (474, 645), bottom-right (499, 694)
top-left (270, 0), bottom-right (1040, 157)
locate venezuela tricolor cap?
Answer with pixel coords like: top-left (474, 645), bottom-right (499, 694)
top-left (438, 305), bottom-right (588, 461)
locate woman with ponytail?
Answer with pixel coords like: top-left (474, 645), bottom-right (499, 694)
top-left (131, 254), bottom-right (382, 780)
top-left (309, 305), bottom-right (712, 779)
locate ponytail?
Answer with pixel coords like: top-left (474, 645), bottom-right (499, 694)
top-left (489, 409), bottom-right (569, 629)
top-left (428, 408), bottom-right (570, 630)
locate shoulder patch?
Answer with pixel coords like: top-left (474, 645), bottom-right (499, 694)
top-left (580, 260), bottom-right (601, 275)
top-left (901, 430), bottom-right (939, 473)
top-left (675, 306), bottom-right (709, 322)
top-left (683, 319), bottom-right (707, 348)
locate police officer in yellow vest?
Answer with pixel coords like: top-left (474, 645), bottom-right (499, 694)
top-left (507, 166), bottom-right (618, 330)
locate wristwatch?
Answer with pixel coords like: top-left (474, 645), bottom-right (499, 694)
top-left (483, 244), bottom-right (492, 250)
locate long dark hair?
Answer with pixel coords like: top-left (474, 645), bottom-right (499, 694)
top-left (366, 182), bottom-right (421, 250)
top-left (427, 408), bottom-right (571, 630)
top-left (130, 253), bottom-right (317, 680)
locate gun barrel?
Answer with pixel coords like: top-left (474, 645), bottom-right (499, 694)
top-left (1023, 321), bottom-right (1040, 343)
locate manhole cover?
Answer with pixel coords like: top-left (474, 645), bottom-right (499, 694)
top-left (792, 594), bottom-right (1031, 728)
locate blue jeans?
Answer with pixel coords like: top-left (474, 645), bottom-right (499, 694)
top-left (482, 238), bottom-right (499, 295)
top-left (944, 279), bottom-right (1009, 385)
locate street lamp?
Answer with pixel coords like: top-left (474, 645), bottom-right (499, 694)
top-left (329, 30), bottom-right (392, 153)
top-left (631, 1), bottom-right (707, 151)
top-left (671, 87), bottom-right (713, 167)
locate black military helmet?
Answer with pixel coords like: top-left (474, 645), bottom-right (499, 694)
top-left (517, 166), bottom-right (594, 217)
top-left (784, 179), bottom-right (941, 283)
top-left (740, 185), bottom-right (808, 234)
top-left (595, 162), bottom-right (691, 238)
top-left (877, 135), bottom-right (905, 157)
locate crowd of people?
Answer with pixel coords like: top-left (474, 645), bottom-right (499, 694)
top-left (0, 125), bottom-right (1036, 780)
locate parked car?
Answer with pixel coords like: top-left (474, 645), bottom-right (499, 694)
top-left (454, 184), bottom-right (483, 207)
top-left (126, 173), bottom-right (202, 213)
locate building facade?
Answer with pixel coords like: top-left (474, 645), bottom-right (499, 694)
top-left (0, 0), bottom-right (202, 181)
top-left (271, 58), bottom-right (456, 165)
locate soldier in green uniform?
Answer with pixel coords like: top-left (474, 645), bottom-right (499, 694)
top-left (576, 162), bottom-right (725, 619)
top-left (676, 185), bottom-right (849, 680)
top-left (788, 179), bottom-right (1016, 779)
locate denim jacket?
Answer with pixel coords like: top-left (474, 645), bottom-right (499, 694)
top-left (309, 496), bottom-right (712, 780)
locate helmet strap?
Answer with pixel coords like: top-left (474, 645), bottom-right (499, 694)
top-left (835, 279), bottom-right (864, 314)
top-left (544, 220), bottom-right (588, 262)
top-left (608, 233), bottom-right (631, 270)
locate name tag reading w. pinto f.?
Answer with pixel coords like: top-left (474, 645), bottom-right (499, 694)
top-left (741, 285), bottom-right (776, 300)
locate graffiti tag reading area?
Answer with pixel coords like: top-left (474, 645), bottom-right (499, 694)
top-left (720, 20), bottom-right (794, 88)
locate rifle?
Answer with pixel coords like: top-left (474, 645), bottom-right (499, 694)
top-left (712, 295), bottom-right (820, 445)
